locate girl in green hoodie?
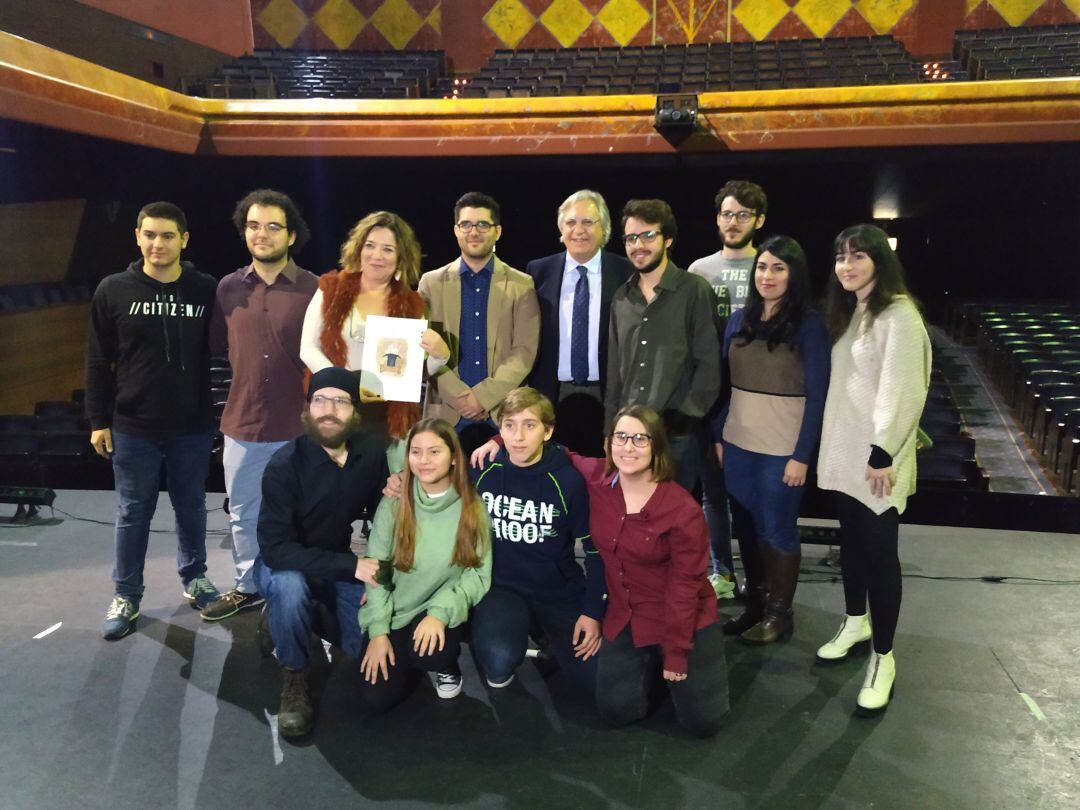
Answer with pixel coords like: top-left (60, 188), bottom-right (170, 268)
top-left (359, 418), bottom-right (492, 710)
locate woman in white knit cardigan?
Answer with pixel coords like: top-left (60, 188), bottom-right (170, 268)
top-left (815, 224), bottom-right (930, 717)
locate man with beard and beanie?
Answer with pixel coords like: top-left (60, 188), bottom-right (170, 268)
top-left (88, 201), bottom-right (220, 641)
top-left (202, 189), bottom-right (318, 622)
top-left (689, 181), bottom-right (769, 601)
top-left (605, 199), bottom-right (720, 497)
top-left (254, 367), bottom-right (388, 738)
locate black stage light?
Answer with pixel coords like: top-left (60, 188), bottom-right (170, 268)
top-left (654, 93), bottom-right (698, 130)
top-left (0, 486), bottom-right (56, 526)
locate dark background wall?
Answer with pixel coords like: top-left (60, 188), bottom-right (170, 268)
top-left (2, 119), bottom-right (1078, 324)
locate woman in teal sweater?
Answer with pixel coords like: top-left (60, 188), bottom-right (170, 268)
top-left (359, 418), bottom-right (492, 710)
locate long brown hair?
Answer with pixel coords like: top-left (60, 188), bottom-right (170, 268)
top-left (392, 418), bottom-right (487, 572)
top-left (604, 404), bottom-right (676, 482)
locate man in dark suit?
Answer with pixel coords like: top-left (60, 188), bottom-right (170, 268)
top-left (526, 190), bottom-right (631, 456)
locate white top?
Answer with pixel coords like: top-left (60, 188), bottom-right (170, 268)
top-left (557, 250), bottom-right (602, 382)
top-left (299, 288), bottom-right (446, 376)
top-left (816, 296), bottom-right (931, 515)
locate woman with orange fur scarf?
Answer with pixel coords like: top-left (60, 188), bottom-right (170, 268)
top-left (301, 211), bottom-right (450, 470)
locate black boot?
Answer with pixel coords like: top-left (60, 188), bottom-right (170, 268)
top-left (722, 537), bottom-right (765, 635)
top-left (278, 667), bottom-right (314, 737)
top-left (742, 546), bottom-right (800, 645)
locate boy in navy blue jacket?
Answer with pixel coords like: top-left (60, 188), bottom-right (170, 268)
top-left (471, 387), bottom-right (606, 693)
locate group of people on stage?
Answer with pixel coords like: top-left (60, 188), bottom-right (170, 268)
top-left (85, 180), bottom-right (930, 739)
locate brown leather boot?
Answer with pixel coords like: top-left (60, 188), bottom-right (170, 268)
top-left (278, 667), bottom-right (314, 737)
top-left (722, 537), bottom-right (765, 635)
top-left (741, 546), bottom-right (800, 645)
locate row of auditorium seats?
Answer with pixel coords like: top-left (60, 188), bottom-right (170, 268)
top-left (178, 25), bottom-right (1076, 102)
top-left (449, 36), bottom-right (925, 98)
top-left (184, 50), bottom-right (445, 100)
top-left (951, 302), bottom-right (1080, 493)
top-left (955, 23), bottom-right (1080, 80)
top-left (0, 371), bottom-right (230, 492)
top-left (0, 281), bottom-right (94, 312)
top-left (916, 354), bottom-right (989, 493)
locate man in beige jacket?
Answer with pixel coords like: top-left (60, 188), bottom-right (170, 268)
top-left (418, 192), bottom-right (539, 452)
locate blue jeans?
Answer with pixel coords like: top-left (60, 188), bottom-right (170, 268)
top-left (253, 558), bottom-right (365, 671)
top-left (471, 584), bottom-right (597, 694)
top-left (223, 436), bottom-right (288, 593)
top-left (723, 441), bottom-right (805, 554)
top-left (111, 430), bottom-right (213, 600)
top-left (673, 429), bottom-right (733, 576)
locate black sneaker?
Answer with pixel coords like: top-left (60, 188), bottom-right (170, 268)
top-left (201, 589), bottom-right (265, 621)
top-left (102, 595), bottom-right (139, 640)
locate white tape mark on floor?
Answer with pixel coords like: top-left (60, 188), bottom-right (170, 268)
top-left (1020, 692), bottom-right (1047, 722)
top-left (0, 540), bottom-right (38, 547)
top-left (33, 622), bottom-right (62, 639)
top-left (264, 709), bottom-right (284, 765)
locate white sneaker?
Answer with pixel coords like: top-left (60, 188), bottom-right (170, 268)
top-left (486, 673), bottom-right (515, 688)
top-left (435, 671), bottom-right (463, 699)
top-left (856, 651), bottom-right (895, 716)
top-left (708, 573), bottom-right (737, 600)
top-left (815, 613), bottom-right (872, 663)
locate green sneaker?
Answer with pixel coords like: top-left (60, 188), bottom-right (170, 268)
top-left (102, 595), bottom-right (140, 640)
top-left (182, 576), bottom-right (220, 610)
top-left (709, 573), bottom-right (737, 600)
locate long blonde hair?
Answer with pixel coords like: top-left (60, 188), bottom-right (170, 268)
top-left (338, 210), bottom-right (421, 287)
top-left (393, 418), bottom-right (486, 572)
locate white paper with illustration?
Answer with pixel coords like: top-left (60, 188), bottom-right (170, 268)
top-left (359, 315), bottom-right (427, 403)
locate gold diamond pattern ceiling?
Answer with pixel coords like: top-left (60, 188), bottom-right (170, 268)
top-left (253, 0), bottom-right (441, 50)
top-left (252, 1), bottom-right (1079, 52)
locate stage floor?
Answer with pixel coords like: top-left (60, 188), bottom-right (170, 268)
top-left (2, 490), bottom-right (1078, 809)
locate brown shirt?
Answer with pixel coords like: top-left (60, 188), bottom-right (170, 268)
top-left (209, 259), bottom-right (318, 442)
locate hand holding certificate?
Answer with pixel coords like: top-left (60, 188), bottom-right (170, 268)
top-left (359, 315), bottom-right (428, 403)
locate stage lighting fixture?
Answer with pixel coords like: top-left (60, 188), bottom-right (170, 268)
top-left (0, 486), bottom-right (56, 525)
top-left (654, 94), bottom-right (698, 130)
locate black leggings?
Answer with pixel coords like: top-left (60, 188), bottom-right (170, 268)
top-left (595, 623), bottom-right (729, 738)
top-left (835, 492), bottom-right (901, 655)
top-left (357, 613), bottom-right (464, 713)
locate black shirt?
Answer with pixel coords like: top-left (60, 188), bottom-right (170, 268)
top-left (257, 431), bottom-right (389, 580)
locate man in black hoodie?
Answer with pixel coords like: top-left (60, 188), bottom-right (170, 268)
top-left (86, 201), bottom-right (220, 640)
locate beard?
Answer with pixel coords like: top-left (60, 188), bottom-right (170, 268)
top-left (251, 245), bottom-right (290, 265)
top-left (302, 409), bottom-right (362, 449)
top-left (721, 225), bottom-right (757, 250)
top-left (636, 244), bottom-right (667, 275)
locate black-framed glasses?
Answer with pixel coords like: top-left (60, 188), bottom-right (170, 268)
top-left (718, 210), bottom-right (757, 224)
top-left (456, 220), bottom-right (494, 233)
top-left (246, 222), bottom-right (287, 234)
top-left (311, 394), bottom-right (353, 409)
top-left (622, 230), bottom-right (661, 246)
top-left (611, 431), bottom-right (652, 447)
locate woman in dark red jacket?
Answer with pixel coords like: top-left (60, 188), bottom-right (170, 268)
top-left (474, 403), bottom-right (728, 736)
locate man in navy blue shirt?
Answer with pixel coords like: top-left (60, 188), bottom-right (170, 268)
top-left (418, 192), bottom-right (539, 454)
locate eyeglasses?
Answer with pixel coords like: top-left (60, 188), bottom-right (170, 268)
top-left (611, 431), bottom-right (652, 447)
top-left (718, 210), bottom-right (757, 224)
top-left (622, 230), bottom-right (661, 246)
top-left (456, 220), bottom-right (495, 233)
top-left (311, 394), bottom-right (353, 410)
top-left (246, 222), bottom-right (287, 234)
top-left (563, 218), bottom-right (598, 230)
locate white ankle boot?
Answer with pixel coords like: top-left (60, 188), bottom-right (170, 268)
top-left (815, 613), bottom-right (872, 663)
top-left (856, 650), bottom-right (895, 716)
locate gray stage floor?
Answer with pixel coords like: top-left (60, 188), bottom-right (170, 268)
top-left (2, 490), bottom-right (1078, 810)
